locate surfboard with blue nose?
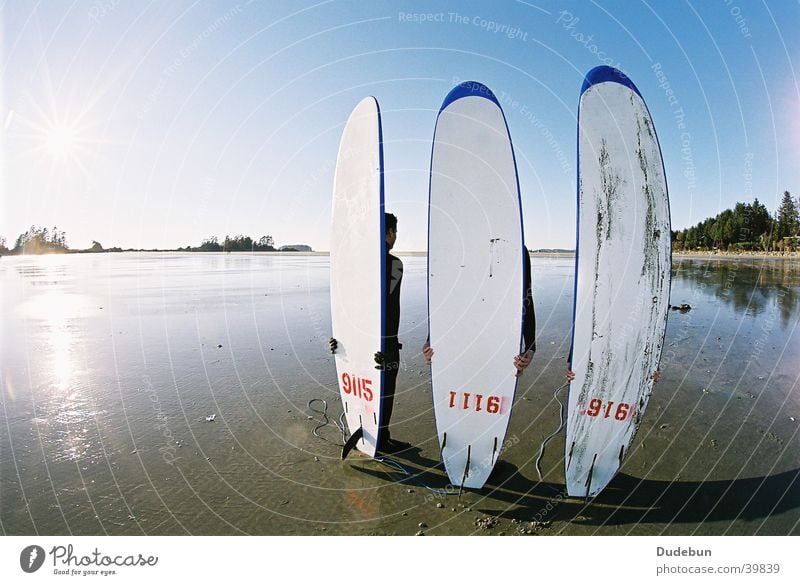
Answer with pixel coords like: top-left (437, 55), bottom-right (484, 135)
top-left (330, 97), bottom-right (384, 458)
top-left (428, 81), bottom-right (525, 489)
top-left (566, 66), bottom-right (671, 497)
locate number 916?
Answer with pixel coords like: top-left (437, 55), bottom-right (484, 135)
top-left (584, 399), bottom-right (631, 421)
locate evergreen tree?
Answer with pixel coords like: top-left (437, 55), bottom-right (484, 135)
top-left (11, 225), bottom-right (69, 254)
top-left (751, 199), bottom-right (771, 238)
top-left (776, 191), bottom-right (799, 238)
top-left (670, 195), bottom-right (790, 251)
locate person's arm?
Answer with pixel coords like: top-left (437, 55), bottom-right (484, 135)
top-left (422, 338), bottom-right (433, 364)
top-left (565, 344), bottom-right (574, 381)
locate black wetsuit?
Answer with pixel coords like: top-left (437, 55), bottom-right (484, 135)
top-left (378, 251), bottom-right (403, 444)
top-left (522, 248), bottom-right (536, 353)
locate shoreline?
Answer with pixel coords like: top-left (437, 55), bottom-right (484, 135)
top-left (3, 249), bottom-right (799, 260)
top-left (673, 250), bottom-right (799, 260)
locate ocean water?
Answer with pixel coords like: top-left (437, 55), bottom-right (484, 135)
top-left (1, 253), bottom-right (798, 535)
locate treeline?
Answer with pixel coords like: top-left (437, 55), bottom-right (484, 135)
top-left (179, 234), bottom-right (276, 252)
top-left (0, 226), bottom-right (124, 255)
top-left (0, 226), bottom-right (70, 255)
top-left (0, 228), bottom-right (282, 255)
top-left (672, 191), bottom-right (800, 252)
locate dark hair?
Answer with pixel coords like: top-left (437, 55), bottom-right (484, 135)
top-left (385, 213), bottom-right (397, 234)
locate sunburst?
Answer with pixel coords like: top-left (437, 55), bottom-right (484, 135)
top-left (14, 104), bottom-right (103, 181)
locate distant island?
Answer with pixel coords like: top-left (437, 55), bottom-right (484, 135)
top-left (0, 228), bottom-right (312, 256)
top-left (531, 248), bottom-right (575, 254)
top-left (279, 244), bottom-right (313, 252)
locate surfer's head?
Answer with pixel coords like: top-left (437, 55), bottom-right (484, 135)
top-left (385, 213), bottom-right (397, 250)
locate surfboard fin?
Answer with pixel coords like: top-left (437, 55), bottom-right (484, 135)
top-left (566, 441), bottom-right (575, 470)
top-left (584, 453), bottom-right (597, 501)
top-left (341, 426), bottom-right (364, 460)
top-left (458, 445), bottom-right (471, 498)
top-left (439, 432), bottom-right (447, 459)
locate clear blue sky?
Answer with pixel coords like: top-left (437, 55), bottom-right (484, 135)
top-left (2, 0), bottom-right (798, 251)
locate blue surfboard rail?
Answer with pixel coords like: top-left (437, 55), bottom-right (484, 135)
top-left (374, 96), bottom-right (386, 400)
top-left (580, 65), bottom-right (642, 99)
top-left (439, 80), bottom-right (502, 112)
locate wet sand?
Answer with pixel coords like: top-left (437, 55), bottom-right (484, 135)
top-left (1, 253), bottom-right (798, 535)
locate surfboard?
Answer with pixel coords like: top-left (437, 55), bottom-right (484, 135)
top-left (565, 66), bottom-right (672, 497)
top-left (330, 97), bottom-right (385, 458)
top-left (428, 81), bottom-right (525, 490)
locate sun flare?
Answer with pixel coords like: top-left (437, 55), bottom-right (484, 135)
top-left (44, 122), bottom-right (79, 160)
top-left (14, 98), bottom-right (106, 181)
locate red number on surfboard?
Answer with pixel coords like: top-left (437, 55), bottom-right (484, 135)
top-left (583, 399), bottom-right (631, 421)
top-left (341, 373), bottom-right (373, 402)
top-left (448, 391), bottom-right (501, 414)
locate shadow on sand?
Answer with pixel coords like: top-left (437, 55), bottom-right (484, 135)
top-left (483, 465), bottom-right (800, 529)
top-left (348, 448), bottom-right (800, 531)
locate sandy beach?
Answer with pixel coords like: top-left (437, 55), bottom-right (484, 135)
top-left (1, 253), bottom-right (798, 536)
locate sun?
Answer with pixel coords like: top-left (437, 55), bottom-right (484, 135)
top-left (44, 122), bottom-right (80, 160)
top-left (12, 98), bottom-right (105, 181)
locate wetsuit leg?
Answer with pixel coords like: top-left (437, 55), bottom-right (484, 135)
top-left (378, 346), bottom-right (400, 446)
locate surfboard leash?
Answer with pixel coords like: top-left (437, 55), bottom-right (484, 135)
top-left (307, 399), bottom-right (458, 495)
top-left (535, 383), bottom-right (570, 483)
top-left (306, 398), bottom-right (347, 446)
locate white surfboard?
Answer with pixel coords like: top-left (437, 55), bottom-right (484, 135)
top-left (566, 66), bottom-right (672, 497)
top-left (330, 97), bottom-right (385, 458)
top-left (428, 81), bottom-right (525, 490)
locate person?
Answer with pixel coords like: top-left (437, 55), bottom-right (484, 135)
top-left (423, 247), bottom-right (536, 377)
top-left (373, 213), bottom-right (411, 453)
top-left (330, 213), bottom-right (411, 454)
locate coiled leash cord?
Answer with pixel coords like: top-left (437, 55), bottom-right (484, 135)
top-left (307, 398), bottom-right (347, 446)
top-left (535, 383), bottom-right (569, 482)
top-left (306, 398), bottom-right (458, 497)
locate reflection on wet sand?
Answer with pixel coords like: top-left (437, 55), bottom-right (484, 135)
top-left (673, 257), bottom-right (799, 326)
top-left (0, 254), bottom-right (797, 535)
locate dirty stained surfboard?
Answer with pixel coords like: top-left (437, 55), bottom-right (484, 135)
top-left (565, 66), bottom-right (672, 497)
top-left (330, 97), bottom-right (385, 458)
top-left (428, 81), bottom-right (525, 490)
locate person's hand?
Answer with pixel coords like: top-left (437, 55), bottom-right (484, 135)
top-left (422, 341), bottom-right (434, 364)
top-left (514, 350), bottom-right (533, 377)
top-left (565, 369), bottom-right (576, 382)
top-left (652, 370), bottom-right (662, 384)
top-left (374, 351), bottom-right (385, 370)
top-left (328, 337), bottom-right (338, 354)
